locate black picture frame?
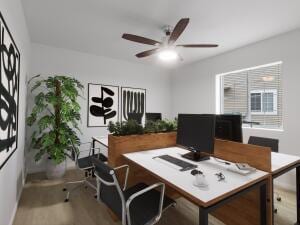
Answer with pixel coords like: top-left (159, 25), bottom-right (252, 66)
top-left (0, 12), bottom-right (21, 170)
top-left (87, 83), bottom-right (119, 127)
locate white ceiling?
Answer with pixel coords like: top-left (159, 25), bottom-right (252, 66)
top-left (23, 0), bottom-right (300, 67)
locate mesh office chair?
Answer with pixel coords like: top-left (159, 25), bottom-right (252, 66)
top-left (92, 157), bottom-right (176, 225)
top-left (248, 136), bottom-right (281, 213)
top-left (63, 141), bottom-right (108, 202)
top-left (248, 136), bottom-right (279, 152)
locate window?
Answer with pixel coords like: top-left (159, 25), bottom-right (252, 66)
top-left (216, 62), bottom-right (282, 129)
top-left (250, 90), bottom-right (277, 115)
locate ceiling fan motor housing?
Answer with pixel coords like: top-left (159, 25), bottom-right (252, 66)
top-left (163, 25), bottom-right (173, 36)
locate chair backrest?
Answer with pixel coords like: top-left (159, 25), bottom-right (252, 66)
top-left (91, 158), bottom-right (125, 222)
top-left (248, 136), bottom-right (279, 152)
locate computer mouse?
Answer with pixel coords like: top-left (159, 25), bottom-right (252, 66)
top-left (191, 169), bottom-right (203, 176)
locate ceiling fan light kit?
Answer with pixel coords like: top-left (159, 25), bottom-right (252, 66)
top-left (122, 18), bottom-right (218, 61)
top-left (158, 48), bottom-right (179, 61)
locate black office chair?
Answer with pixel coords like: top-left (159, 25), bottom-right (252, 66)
top-left (248, 136), bottom-right (279, 153)
top-left (248, 136), bottom-right (281, 213)
top-left (63, 141), bottom-right (108, 202)
top-left (92, 157), bottom-right (176, 225)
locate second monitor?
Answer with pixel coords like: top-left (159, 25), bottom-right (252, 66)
top-left (215, 114), bottom-right (243, 143)
top-left (146, 113), bottom-right (162, 122)
top-left (177, 114), bottom-right (216, 162)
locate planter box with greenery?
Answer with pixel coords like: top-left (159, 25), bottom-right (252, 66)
top-left (27, 75), bottom-right (83, 179)
top-left (107, 119), bottom-right (177, 166)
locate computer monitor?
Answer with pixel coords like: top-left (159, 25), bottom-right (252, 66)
top-left (215, 114), bottom-right (243, 142)
top-left (176, 114), bottom-right (216, 162)
top-left (128, 113), bottom-right (142, 124)
top-left (146, 113), bottom-right (162, 122)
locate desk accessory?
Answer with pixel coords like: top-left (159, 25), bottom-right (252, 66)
top-left (235, 163), bottom-right (256, 171)
top-left (193, 173), bottom-right (208, 188)
top-left (227, 163), bottom-right (256, 175)
top-left (215, 172), bottom-right (226, 181)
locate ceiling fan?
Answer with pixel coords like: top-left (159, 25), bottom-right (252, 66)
top-left (122, 18), bottom-right (218, 60)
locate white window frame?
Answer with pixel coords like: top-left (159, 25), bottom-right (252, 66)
top-left (250, 89), bottom-right (278, 115)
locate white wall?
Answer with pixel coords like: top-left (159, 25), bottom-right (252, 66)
top-left (27, 43), bottom-right (172, 173)
top-left (0, 0), bottom-right (31, 225)
top-left (171, 29), bottom-right (300, 191)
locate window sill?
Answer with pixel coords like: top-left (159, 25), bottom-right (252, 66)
top-left (250, 112), bottom-right (278, 116)
top-left (242, 126), bottom-right (284, 132)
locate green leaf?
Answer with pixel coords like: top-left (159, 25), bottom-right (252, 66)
top-left (31, 80), bottom-right (42, 92)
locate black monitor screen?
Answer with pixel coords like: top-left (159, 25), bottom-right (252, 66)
top-left (146, 113), bottom-right (162, 122)
top-left (176, 114), bottom-right (216, 154)
top-left (215, 114), bottom-right (243, 142)
top-left (128, 113), bottom-right (142, 124)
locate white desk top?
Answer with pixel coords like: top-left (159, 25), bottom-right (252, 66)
top-left (92, 136), bottom-right (108, 147)
top-left (271, 152), bottom-right (300, 173)
top-left (123, 147), bottom-right (268, 207)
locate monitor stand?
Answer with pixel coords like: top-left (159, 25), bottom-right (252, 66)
top-left (181, 152), bottom-right (210, 162)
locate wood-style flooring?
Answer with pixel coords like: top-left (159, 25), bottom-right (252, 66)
top-left (13, 170), bottom-right (297, 225)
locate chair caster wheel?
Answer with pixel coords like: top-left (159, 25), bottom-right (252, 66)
top-left (274, 209), bottom-right (278, 214)
top-left (94, 195), bottom-right (97, 199)
top-left (84, 186), bottom-right (88, 189)
top-left (63, 188), bottom-right (67, 191)
top-left (277, 197), bottom-right (282, 202)
top-left (64, 199), bottom-right (69, 202)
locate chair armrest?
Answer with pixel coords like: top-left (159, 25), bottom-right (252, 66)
top-left (114, 165), bottom-right (129, 191)
top-left (125, 183), bottom-right (165, 225)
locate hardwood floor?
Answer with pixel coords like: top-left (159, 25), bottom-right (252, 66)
top-left (13, 170), bottom-right (296, 225)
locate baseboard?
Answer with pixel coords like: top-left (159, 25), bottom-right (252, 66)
top-left (9, 201), bottom-right (19, 225)
top-left (8, 171), bottom-right (27, 225)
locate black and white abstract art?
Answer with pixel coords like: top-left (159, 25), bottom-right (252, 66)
top-left (88, 83), bottom-right (119, 127)
top-left (0, 12), bottom-right (20, 170)
top-left (121, 87), bottom-right (146, 124)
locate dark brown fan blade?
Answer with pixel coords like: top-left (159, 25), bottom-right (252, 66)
top-left (122, 33), bottom-right (161, 46)
top-left (178, 44), bottom-right (219, 48)
top-left (135, 48), bottom-right (159, 58)
top-left (168, 18), bottom-right (190, 45)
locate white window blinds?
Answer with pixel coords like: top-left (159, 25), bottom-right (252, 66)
top-left (217, 62), bottom-right (282, 129)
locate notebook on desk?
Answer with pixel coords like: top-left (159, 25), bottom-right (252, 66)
top-left (227, 164), bottom-right (256, 175)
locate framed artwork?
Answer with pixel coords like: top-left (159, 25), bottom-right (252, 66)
top-left (0, 12), bottom-right (21, 170)
top-left (88, 83), bottom-right (119, 127)
top-left (121, 87), bottom-right (146, 124)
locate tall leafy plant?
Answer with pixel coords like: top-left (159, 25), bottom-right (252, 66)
top-left (27, 76), bottom-right (83, 164)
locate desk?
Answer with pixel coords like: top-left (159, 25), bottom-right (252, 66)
top-left (271, 152), bottom-right (300, 225)
top-left (124, 147), bottom-right (269, 225)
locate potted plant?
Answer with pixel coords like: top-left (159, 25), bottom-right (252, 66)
top-left (27, 75), bottom-right (83, 179)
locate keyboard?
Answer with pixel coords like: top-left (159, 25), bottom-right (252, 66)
top-left (154, 155), bottom-right (198, 171)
